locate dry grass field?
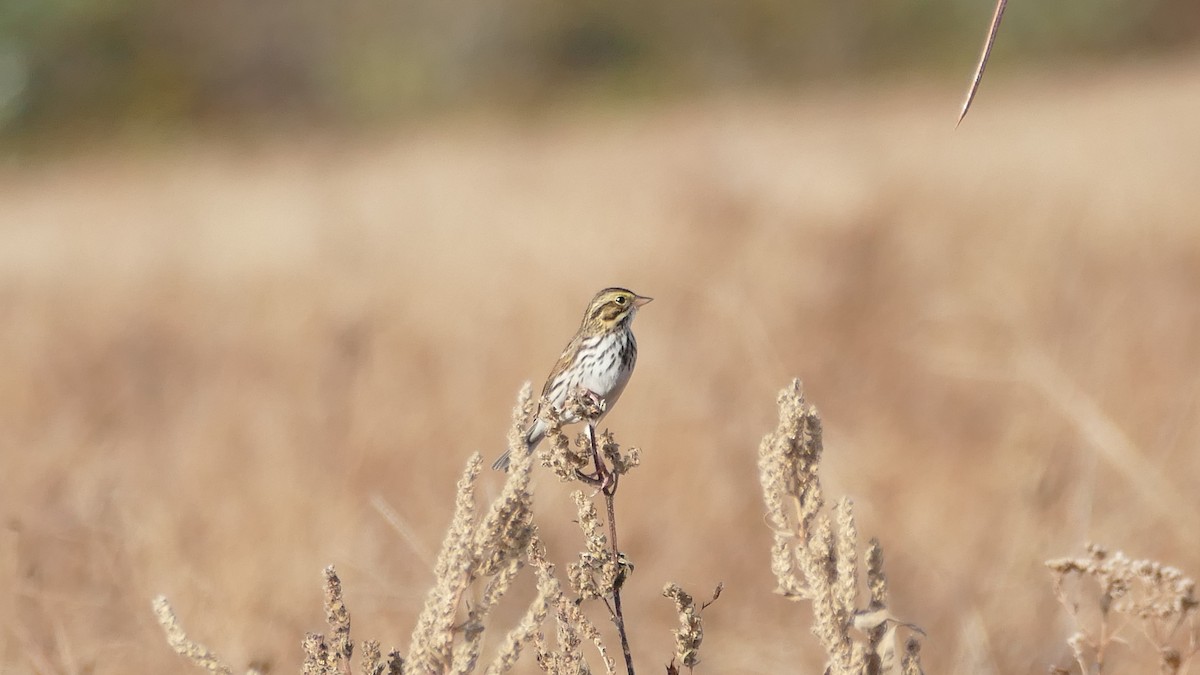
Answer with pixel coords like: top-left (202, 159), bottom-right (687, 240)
top-left (2, 55), bottom-right (1200, 674)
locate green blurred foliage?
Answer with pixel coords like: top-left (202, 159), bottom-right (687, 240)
top-left (0, 0), bottom-right (1196, 135)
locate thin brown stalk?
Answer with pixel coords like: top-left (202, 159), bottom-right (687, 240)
top-left (958, 0), bottom-right (1009, 127)
top-left (594, 423), bottom-right (636, 675)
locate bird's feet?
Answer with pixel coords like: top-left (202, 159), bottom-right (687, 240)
top-left (572, 388), bottom-right (605, 421)
top-left (574, 466), bottom-right (616, 492)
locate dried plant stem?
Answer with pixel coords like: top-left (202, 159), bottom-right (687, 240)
top-left (590, 421), bottom-right (636, 675)
top-left (958, 0), bottom-right (1009, 126)
top-left (605, 487), bottom-right (634, 675)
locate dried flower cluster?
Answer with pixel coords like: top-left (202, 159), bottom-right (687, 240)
top-left (535, 390), bottom-right (640, 486)
top-left (540, 389), bottom-right (651, 674)
top-left (663, 583), bottom-right (722, 673)
top-left (154, 380), bottom-right (938, 675)
top-left (757, 379), bottom-right (924, 675)
top-left (154, 384), bottom-right (720, 675)
top-left (151, 367), bottom-right (1199, 675)
top-left (597, 429), bottom-right (640, 479)
top-left (1048, 544), bottom-right (1199, 674)
top-left (535, 399), bottom-right (592, 481)
top-left (567, 490), bottom-right (619, 601)
top-left (151, 595), bottom-right (236, 675)
top-left (301, 567), bottom-right (403, 675)
top-left (525, 535), bottom-right (617, 675)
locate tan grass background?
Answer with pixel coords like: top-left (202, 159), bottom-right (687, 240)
top-left (3, 56), bottom-right (1200, 674)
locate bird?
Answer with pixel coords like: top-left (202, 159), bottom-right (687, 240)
top-left (493, 287), bottom-right (652, 471)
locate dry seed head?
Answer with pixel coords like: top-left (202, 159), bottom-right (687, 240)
top-left (485, 600), bottom-right (547, 675)
top-left (506, 382), bottom-right (537, 460)
top-left (550, 598), bottom-right (586, 673)
top-left (758, 380), bottom-right (825, 599)
top-left (1049, 544), bottom-right (1200, 675)
top-left (1047, 545), bottom-right (1199, 621)
top-left (322, 566), bottom-right (353, 667)
top-left (450, 639), bottom-right (481, 675)
top-left (490, 533), bottom-right (612, 675)
top-left (765, 380), bottom-right (824, 513)
top-left (798, 513), bottom-right (855, 672)
top-left (472, 437), bottom-right (535, 578)
top-left (663, 583), bottom-right (704, 669)
top-left (567, 491), bottom-right (617, 600)
top-left (486, 536), bottom-right (554, 675)
top-left (360, 645), bottom-right (401, 675)
top-left (572, 490), bottom-right (607, 553)
top-left (486, 587), bottom-right (550, 672)
top-left (407, 454), bottom-right (483, 674)
top-left (151, 595), bottom-right (234, 675)
top-left (833, 498), bottom-right (859, 618)
top-left (756, 379), bottom-right (925, 675)
top-left (496, 382), bottom-right (539, 477)
top-left (538, 401), bottom-right (589, 481)
top-left (554, 594), bottom-right (615, 675)
top-left (302, 632), bottom-right (333, 675)
top-left (527, 532), bottom-right (613, 675)
top-left (452, 556), bottom-right (525, 675)
top-left (598, 429), bottom-right (641, 477)
top-left (867, 538), bottom-right (888, 609)
top-left (479, 557), bottom-right (524, 618)
top-left (360, 641), bottom-right (384, 675)
top-left (769, 538), bottom-right (805, 599)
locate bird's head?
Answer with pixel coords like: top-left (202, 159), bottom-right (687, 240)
top-left (581, 287), bottom-right (652, 333)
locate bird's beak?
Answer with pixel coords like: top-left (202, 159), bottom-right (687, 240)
top-left (633, 295), bottom-right (653, 308)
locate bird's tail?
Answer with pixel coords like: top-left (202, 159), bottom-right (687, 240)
top-left (491, 421), bottom-right (545, 472)
top-left (491, 451), bottom-right (512, 472)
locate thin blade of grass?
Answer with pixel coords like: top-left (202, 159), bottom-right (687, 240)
top-left (958, 0), bottom-right (1009, 127)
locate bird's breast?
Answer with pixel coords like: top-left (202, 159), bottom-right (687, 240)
top-left (577, 332), bottom-right (636, 399)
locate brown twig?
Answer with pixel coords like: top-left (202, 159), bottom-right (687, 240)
top-left (588, 421), bottom-right (636, 675)
top-left (605, 486), bottom-right (634, 675)
top-left (958, 0), bottom-right (1009, 127)
top-left (576, 423), bottom-right (616, 491)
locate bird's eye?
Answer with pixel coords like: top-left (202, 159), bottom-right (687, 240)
top-left (615, 296), bottom-right (627, 305)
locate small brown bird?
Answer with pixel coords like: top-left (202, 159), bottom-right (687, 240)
top-left (493, 287), bottom-right (652, 471)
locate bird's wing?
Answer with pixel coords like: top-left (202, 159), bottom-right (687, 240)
top-left (541, 334), bottom-right (583, 401)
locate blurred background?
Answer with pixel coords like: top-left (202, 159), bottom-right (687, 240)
top-left (1, 0), bottom-right (1198, 138)
top-left (2, 0), bottom-right (1200, 673)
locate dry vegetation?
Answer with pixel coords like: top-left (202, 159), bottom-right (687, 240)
top-left (2, 55), bottom-right (1200, 674)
